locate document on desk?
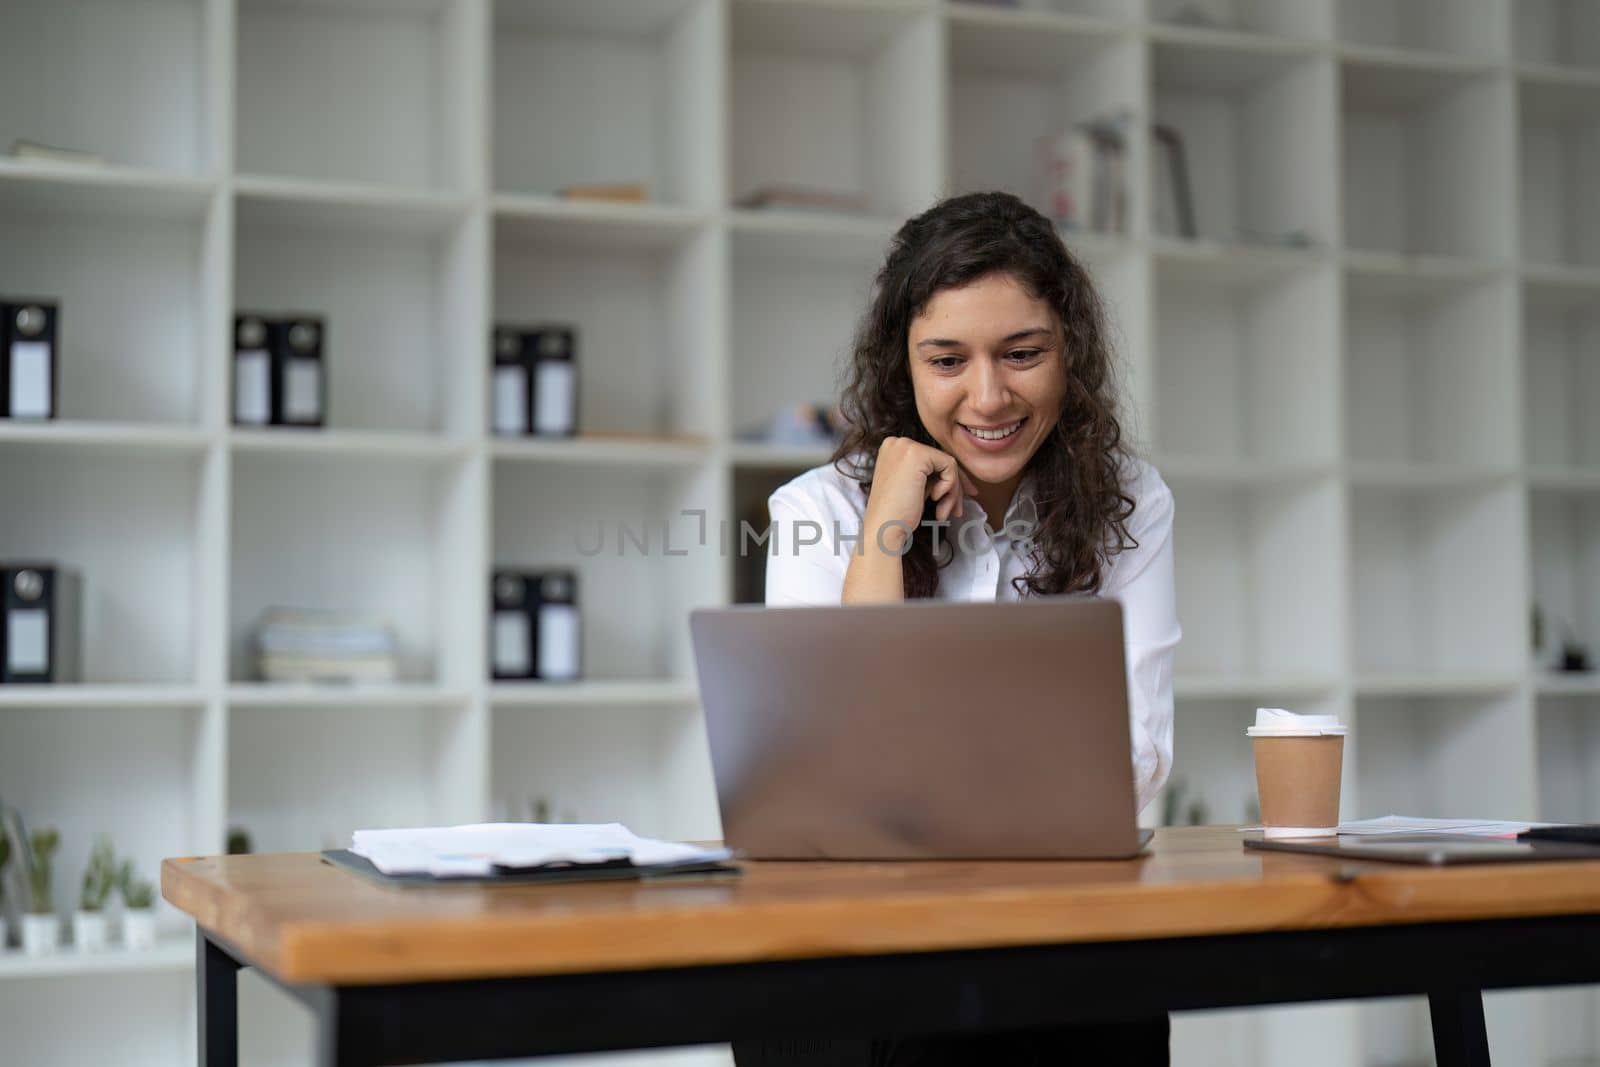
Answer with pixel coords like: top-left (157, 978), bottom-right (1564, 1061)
top-left (351, 823), bottom-right (732, 877)
top-left (1241, 815), bottom-right (1550, 837)
top-left (1336, 815), bottom-right (1551, 837)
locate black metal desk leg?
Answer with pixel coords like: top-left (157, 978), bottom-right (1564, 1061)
top-left (1430, 989), bottom-right (1491, 1067)
top-left (198, 932), bottom-right (243, 1067)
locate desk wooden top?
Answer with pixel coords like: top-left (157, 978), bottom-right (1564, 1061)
top-left (162, 828), bottom-right (1600, 986)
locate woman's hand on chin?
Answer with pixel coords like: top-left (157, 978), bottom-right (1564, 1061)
top-left (865, 437), bottom-right (977, 551)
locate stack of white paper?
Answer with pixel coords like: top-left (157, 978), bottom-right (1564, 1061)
top-left (1334, 815), bottom-right (1550, 837)
top-left (350, 823), bottom-right (730, 877)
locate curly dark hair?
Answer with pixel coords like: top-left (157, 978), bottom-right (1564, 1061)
top-left (831, 191), bottom-right (1138, 599)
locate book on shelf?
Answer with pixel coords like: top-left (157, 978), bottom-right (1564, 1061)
top-left (253, 607), bottom-right (399, 684)
top-left (735, 184), bottom-right (867, 215)
top-left (1152, 123), bottom-right (1197, 241)
top-left (258, 655), bottom-right (398, 684)
top-left (8, 140), bottom-right (105, 168)
top-left (558, 182), bottom-right (649, 204)
top-left (1038, 113), bottom-right (1131, 238)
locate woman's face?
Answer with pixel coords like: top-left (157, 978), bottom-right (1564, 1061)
top-left (906, 272), bottom-right (1068, 492)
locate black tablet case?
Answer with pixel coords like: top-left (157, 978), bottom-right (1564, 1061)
top-left (1244, 834), bottom-right (1600, 866)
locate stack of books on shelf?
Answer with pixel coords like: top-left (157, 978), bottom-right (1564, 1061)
top-left (253, 607), bottom-right (398, 684)
top-left (1038, 113), bottom-right (1131, 237)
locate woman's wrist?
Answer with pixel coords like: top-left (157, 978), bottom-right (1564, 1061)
top-left (842, 526), bottom-right (906, 603)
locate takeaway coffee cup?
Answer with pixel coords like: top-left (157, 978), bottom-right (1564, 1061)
top-left (1247, 707), bottom-right (1348, 838)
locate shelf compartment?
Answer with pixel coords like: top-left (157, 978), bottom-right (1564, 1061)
top-left (493, 460), bottom-right (725, 683)
top-left (947, 13), bottom-right (1136, 224)
top-left (1336, 0), bottom-right (1508, 63)
top-left (228, 700), bottom-right (480, 853)
top-left (1351, 483), bottom-right (1524, 679)
top-left (228, 450), bottom-right (480, 686)
top-left (1151, 256), bottom-right (1336, 464)
top-left (1531, 490), bottom-right (1600, 677)
top-left (1518, 78), bottom-right (1600, 273)
top-left (1148, 0), bottom-right (1329, 42)
top-left (1169, 481), bottom-right (1343, 682)
top-left (237, 0), bottom-right (477, 191)
top-left (1151, 41), bottom-right (1333, 247)
top-left (730, 0), bottom-right (941, 219)
top-left (0, 0), bottom-right (215, 175)
top-left (235, 199), bottom-right (483, 437)
top-left (493, 0), bottom-right (719, 207)
top-left (1514, 0), bottom-right (1600, 73)
top-left (730, 229), bottom-right (880, 446)
top-left (0, 178), bottom-right (222, 426)
top-left (1524, 278), bottom-right (1600, 470)
top-left (1355, 690), bottom-right (1534, 821)
top-left (1343, 269), bottom-right (1516, 467)
top-left (1341, 59), bottom-right (1513, 261)
top-left (0, 444), bottom-right (209, 685)
top-left (494, 218), bottom-right (721, 440)
top-left (0, 702), bottom-right (208, 929)
top-left (490, 702), bottom-right (719, 841)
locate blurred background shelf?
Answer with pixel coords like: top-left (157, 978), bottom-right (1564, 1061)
top-left (0, 1), bottom-right (1594, 1065)
top-left (490, 679), bottom-right (702, 708)
top-left (0, 940), bottom-right (194, 980)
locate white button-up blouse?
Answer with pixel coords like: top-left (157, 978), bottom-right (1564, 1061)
top-left (763, 456), bottom-right (1180, 813)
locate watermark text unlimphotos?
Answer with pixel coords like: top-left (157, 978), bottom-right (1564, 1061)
top-left (572, 511), bottom-right (1038, 559)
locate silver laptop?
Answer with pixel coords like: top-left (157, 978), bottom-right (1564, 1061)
top-left (689, 598), bottom-right (1152, 860)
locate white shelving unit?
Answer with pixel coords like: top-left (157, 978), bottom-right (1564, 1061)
top-left (1, 1), bottom-right (1597, 1065)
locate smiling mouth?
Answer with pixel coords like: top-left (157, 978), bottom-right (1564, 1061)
top-left (960, 419), bottom-right (1025, 442)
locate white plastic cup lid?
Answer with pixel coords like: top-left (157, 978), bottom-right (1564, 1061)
top-left (1246, 706), bottom-right (1348, 737)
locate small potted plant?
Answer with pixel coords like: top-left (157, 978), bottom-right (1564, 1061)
top-left (21, 827), bottom-right (60, 956)
top-left (117, 860), bottom-right (157, 951)
top-left (74, 834), bottom-right (116, 952)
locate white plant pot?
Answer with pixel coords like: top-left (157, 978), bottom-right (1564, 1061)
top-left (21, 912), bottom-right (60, 956)
top-left (73, 911), bottom-right (108, 952)
top-left (121, 908), bottom-right (157, 951)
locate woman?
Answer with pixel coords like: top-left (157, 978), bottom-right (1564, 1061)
top-left (748, 191), bottom-right (1179, 1065)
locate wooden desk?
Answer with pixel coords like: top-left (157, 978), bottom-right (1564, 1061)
top-left (163, 827), bottom-right (1600, 1066)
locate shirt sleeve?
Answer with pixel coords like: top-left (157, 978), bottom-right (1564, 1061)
top-left (763, 479), bottom-right (853, 607)
top-left (1105, 468), bottom-right (1181, 814)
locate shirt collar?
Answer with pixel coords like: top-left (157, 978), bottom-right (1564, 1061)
top-left (959, 471), bottom-right (1039, 542)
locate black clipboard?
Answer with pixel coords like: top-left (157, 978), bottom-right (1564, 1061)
top-left (321, 849), bottom-right (740, 888)
top-left (1244, 834), bottom-right (1600, 866)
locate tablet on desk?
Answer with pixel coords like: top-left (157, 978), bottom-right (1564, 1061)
top-left (1244, 834), bottom-right (1600, 866)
